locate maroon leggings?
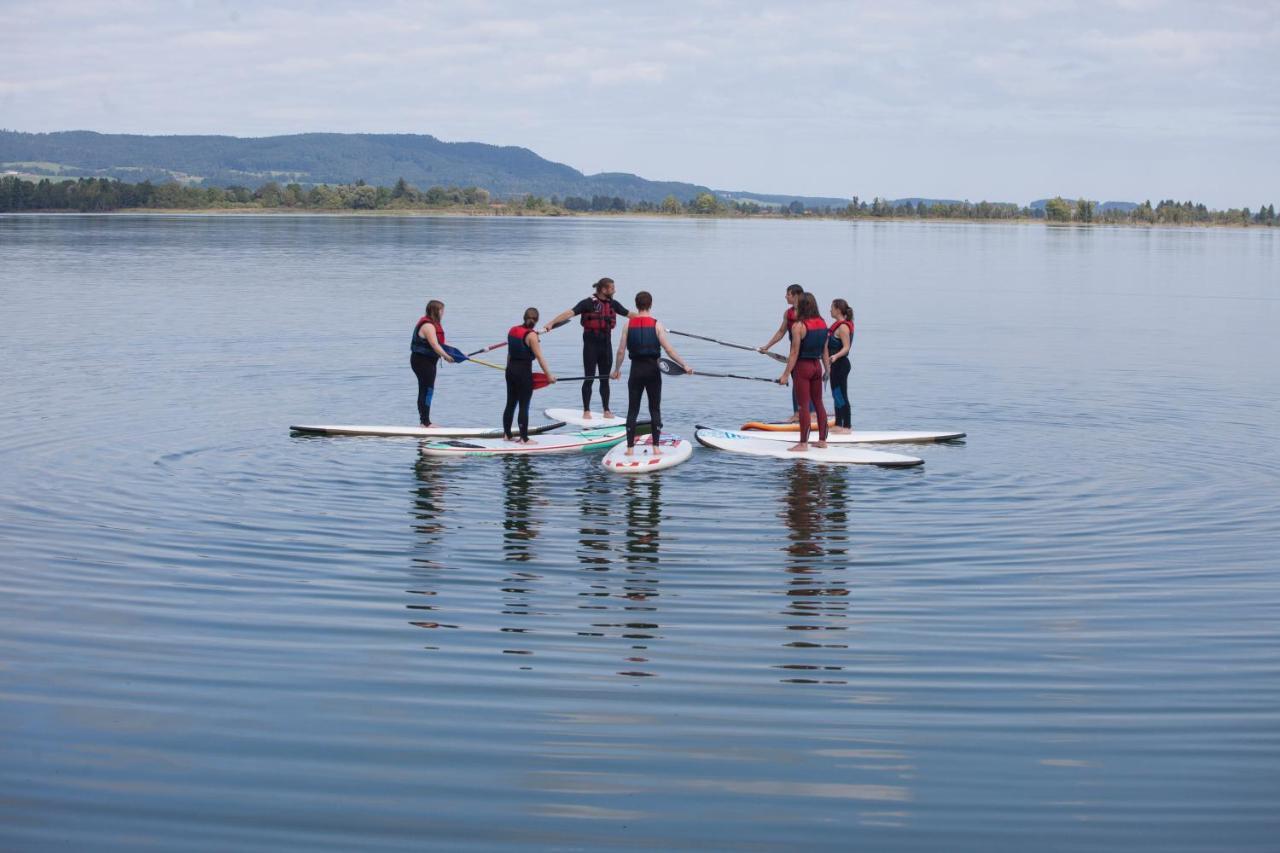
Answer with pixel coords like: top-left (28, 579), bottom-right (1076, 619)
top-left (793, 359), bottom-right (829, 444)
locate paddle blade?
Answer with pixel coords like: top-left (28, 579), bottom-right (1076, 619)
top-left (658, 358), bottom-right (687, 376)
top-left (441, 344), bottom-right (468, 362)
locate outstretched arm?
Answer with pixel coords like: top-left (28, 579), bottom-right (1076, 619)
top-left (543, 307), bottom-right (576, 332)
top-left (422, 324), bottom-right (453, 362)
top-left (656, 323), bottom-right (691, 373)
top-left (759, 310), bottom-right (790, 352)
top-left (778, 321), bottom-right (802, 384)
top-left (529, 332), bottom-right (554, 381)
top-left (611, 322), bottom-right (628, 380)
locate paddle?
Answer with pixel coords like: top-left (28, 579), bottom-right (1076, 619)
top-left (669, 329), bottom-right (788, 363)
top-left (441, 344), bottom-right (503, 371)
top-left (658, 357), bottom-right (775, 383)
top-left (532, 373), bottom-right (585, 390)
top-left (464, 323), bottom-right (558, 358)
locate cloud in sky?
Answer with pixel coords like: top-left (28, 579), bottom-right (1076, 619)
top-left (2, 0), bottom-right (1277, 206)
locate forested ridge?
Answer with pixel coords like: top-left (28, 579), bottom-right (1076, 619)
top-left (1, 175), bottom-right (1272, 227)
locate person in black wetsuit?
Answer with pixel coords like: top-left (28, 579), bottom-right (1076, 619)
top-left (611, 291), bottom-right (692, 455)
top-left (543, 277), bottom-right (630, 420)
top-left (827, 298), bottom-right (855, 433)
top-left (410, 299), bottom-right (455, 427)
top-left (504, 308), bottom-right (556, 443)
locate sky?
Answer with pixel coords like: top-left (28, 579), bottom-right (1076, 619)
top-left (3, 0), bottom-right (1277, 207)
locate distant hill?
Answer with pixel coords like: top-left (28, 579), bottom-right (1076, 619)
top-left (0, 130), bottom-right (852, 207)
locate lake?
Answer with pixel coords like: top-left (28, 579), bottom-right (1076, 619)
top-left (2, 213), bottom-right (1277, 851)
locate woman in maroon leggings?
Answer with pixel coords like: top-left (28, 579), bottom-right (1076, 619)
top-left (777, 292), bottom-right (831, 452)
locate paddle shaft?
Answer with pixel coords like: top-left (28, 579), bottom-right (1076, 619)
top-left (658, 357), bottom-right (774, 383)
top-left (670, 329), bottom-right (788, 363)
top-left (465, 323), bottom-right (557, 358)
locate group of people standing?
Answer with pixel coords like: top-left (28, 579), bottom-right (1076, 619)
top-left (410, 278), bottom-right (854, 453)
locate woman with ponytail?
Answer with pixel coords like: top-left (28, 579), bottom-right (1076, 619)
top-left (777, 292), bottom-right (830, 451)
top-left (410, 299), bottom-right (454, 427)
top-left (828, 299), bottom-right (855, 432)
top-left (504, 307), bottom-right (555, 442)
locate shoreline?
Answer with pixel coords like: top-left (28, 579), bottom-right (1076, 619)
top-left (2, 207), bottom-right (1274, 230)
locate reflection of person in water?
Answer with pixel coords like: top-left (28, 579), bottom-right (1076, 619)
top-left (501, 455), bottom-right (541, 563)
top-left (575, 463), bottom-right (614, 570)
top-left (611, 476), bottom-right (663, 678)
top-left (411, 445), bottom-right (450, 561)
top-left (777, 464), bottom-right (852, 684)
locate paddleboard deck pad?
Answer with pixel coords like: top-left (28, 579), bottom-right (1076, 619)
top-left (290, 421), bottom-right (566, 438)
top-left (730, 424), bottom-right (964, 444)
top-left (601, 434), bottom-right (693, 474)
top-left (419, 425), bottom-right (643, 457)
top-left (694, 428), bottom-right (923, 467)
top-left (543, 408), bottom-right (650, 429)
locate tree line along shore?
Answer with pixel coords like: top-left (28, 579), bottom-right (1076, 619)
top-left (1, 175), bottom-right (1275, 227)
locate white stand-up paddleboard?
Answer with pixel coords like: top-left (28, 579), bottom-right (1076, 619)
top-left (543, 408), bottom-right (635, 429)
top-left (419, 426), bottom-right (629, 457)
top-left (694, 428), bottom-right (923, 467)
top-left (290, 421), bottom-right (566, 438)
top-left (728, 425), bottom-right (964, 444)
top-left (601, 433), bottom-right (693, 474)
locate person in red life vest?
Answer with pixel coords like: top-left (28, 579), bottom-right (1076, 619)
top-left (828, 298), bottom-right (855, 433)
top-left (758, 283), bottom-right (814, 423)
top-left (410, 299), bottom-right (455, 427)
top-left (610, 290), bottom-right (692, 455)
top-left (777, 292), bottom-right (831, 451)
top-left (504, 307), bottom-right (556, 443)
top-left (543, 277), bottom-right (630, 420)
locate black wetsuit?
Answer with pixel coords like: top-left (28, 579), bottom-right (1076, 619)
top-left (572, 296), bottom-right (629, 411)
top-left (624, 315), bottom-right (662, 448)
top-left (410, 316), bottom-right (443, 425)
top-left (828, 319), bottom-right (853, 428)
top-left (503, 325), bottom-right (536, 441)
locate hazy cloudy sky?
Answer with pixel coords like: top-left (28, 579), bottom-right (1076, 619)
top-left (4, 0), bottom-right (1277, 206)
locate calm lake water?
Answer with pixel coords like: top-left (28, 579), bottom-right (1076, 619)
top-left (2, 214), bottom-right (1278, 851)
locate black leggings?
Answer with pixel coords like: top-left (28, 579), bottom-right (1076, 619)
top-left (626, 357), bottom-right (662, 447)
top-left (831, 357), bottom-right (851, 428)
top-left (581, 334), bottom-right (613, 411)
top-left (411, 353), bottom-right (438, 425)
top-left (503, 362), bottom-right (534, 440)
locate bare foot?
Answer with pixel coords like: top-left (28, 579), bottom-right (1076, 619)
top-left (422, 422), bottom-right (435, 428)
top-left (582, 411), bottom-right (593, 420)
top-left (652, 447), bottom-right (662, 456)
top-left (814, 441), bottom-right (828, 449)
top-left (505, 435), bottom-right (519, 443)
top-left (787, 443), bottom-right (808, 452)
top-left (831, 426), bottom-right (852, 434)
top-left (603, 410), bottom-right (614, 419)
top-left (785, 413), bottom-right (801, 424)
top-left (625, 446), bottom-right (635, 456)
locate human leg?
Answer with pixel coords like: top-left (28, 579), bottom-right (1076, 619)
top-left (411, 353), bottom-right (438, 426)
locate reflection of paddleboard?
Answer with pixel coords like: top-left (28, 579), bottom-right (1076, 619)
top-left (731, 425), bottom-right (965, 444)
top-left (602, 434), bottom-right (693, 474)
top-left (543, 408), bottom-right (639, 429)
top-left (740, 419), bottom-right (836, 432)
top-left (420, 426), bottom-right (633, 457)
top-left (694, 428), bottom-right (923, 467)
top-left (290, 421), bottom-right (566, 438)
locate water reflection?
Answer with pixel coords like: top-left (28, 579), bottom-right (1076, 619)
top-left (410, 446), bottom-right (450, 565)
top-left (777, 463), bottom-right (853, 685)
top-left (407, 448), bottom-right (456, 645)
top-left (501, 456), bottom-right (542, 562)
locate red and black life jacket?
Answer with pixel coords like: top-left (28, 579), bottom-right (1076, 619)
top-left (507, 324), bottom-right (535, 362)
top-left (785, 306), bottom-right (797, 324)
top-left (411, 316), bottom-right (445, 356)
top-left (581, 296), bottom-right (617, 335)
top-left (797, 316), bottom-right (828, 359)
top-left (626, 315), bottom-right (660, 359)
top-left (827, 318), bottom-right (854, 357)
